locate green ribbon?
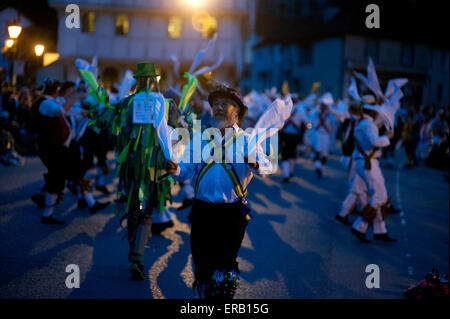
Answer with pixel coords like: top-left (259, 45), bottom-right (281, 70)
top-left (133, 125), bottom-right (143, 152)
top-left (178, 72), bottom-right (198, 113)
top-left (116, 140), bottom-right (131, 164)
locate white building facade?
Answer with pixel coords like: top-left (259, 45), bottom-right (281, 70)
top-left (47, 0), bottom-right (251, 87)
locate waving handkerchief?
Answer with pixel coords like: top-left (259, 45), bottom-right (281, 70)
top-left (118, 70), bottom-right (136, 100)
top-left (246, 95), bottom-right (294, 158)
top-left (189, 33), bottom-right (218, 74)
top-left (151, 93), bottom-right (173, 161)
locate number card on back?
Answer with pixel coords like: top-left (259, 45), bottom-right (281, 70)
top-left (132, 93), bottom-right (154, 124)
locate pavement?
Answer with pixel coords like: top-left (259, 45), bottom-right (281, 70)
top-left (0, 150), bottom-right (448, 299)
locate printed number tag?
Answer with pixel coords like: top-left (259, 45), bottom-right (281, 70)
top-left (132, 93), bottom-right (154, 124)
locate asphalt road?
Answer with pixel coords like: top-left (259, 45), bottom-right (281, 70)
top-left (0, 151), bottom-right (448, 299)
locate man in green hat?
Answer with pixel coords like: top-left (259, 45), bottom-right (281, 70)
top-left (88, 61), bottom-right (179, 280)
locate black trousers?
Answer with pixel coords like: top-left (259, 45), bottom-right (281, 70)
top-left (80, 127), bottom-right (108, 173)
top-left (280, 132), bottom-right (300, 160)
top-left (188, 199), bottom-right (248, 285)
top-left (38, 143), bottom-right (83, 194)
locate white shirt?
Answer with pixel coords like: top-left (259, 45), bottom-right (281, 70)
top-left (173, 124), bottom-right (273, 203)
top-left (39, 95), bottom-right (65, 117)
top-left (352, 114), bottom-right (390, 159)
top-left (311, 109), bottom-right (333, 135)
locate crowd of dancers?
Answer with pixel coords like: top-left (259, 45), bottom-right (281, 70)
top-left (0, 50), bottom-right (449, 299)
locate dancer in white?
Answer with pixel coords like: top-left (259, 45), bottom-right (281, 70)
top-left (349, 86), bottom-right (403, 243)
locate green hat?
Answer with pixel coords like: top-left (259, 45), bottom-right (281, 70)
top-left (134, 62), bottom-right (159, 78)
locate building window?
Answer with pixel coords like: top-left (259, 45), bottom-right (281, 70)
top-left (401, 44), bottom-right (414, 67)
top-left (299, 44), bottom-right (313, 65)
top-left (202, 16), bottom-right (217, 39)
top-left (82, 11), bottom-right (95, 33)
top-left (366, 40), bottom-right (379, 62)
top-left (168, 16), bottom-right (182, 39)
top-left (115, 14), bottom-right (129, 36)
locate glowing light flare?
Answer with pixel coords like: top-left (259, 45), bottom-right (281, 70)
top-left (203, 71), bottom-right (212, 79)
top-left (8, 25), bottom-right (22, 39)
top-left (34, 44), bottom-right (45, 56)
top-left (5, 39), bottom-right (14, 48)
top-left (191, 11), bottom-right (210, 32)
top-left (191, 11), bottom-right (217, 38)
top-left (43, 52), bottom-right (60, 67)
top-left (186, 0), bottom-right (206, 8)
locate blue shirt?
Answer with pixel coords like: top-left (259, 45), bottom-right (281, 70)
top-left (173, 124), bottom-right (273, 203)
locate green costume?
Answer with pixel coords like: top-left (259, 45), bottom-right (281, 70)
top-left (77, 61), bottom-right (198, 280)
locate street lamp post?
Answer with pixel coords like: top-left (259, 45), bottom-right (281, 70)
top-left (34, 44), bottom-right (45, 57)
top-left (8, 25), bottom-right (22, 39)
top-left (7, 19), bottom-right (22, 85)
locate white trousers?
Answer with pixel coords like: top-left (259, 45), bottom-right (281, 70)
top-left (351, 158), bottom-right (388, 235)
top-left (355, 158), bottom-right (387, 207)
top-left (339, 171), bottom-right (368, 217)
top-left (314, 131), bottom-right (330, 158)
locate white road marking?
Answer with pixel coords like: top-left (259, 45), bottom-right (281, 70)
top-left (395, 166), bottom-right (414, 278)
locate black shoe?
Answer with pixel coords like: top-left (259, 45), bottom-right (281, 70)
top-left (177, 198), bottom-right (193, 211)
top-left (31, 193), bottom-right (45, 208)
top-left (151, 220), bottom-right (174, 234)
top-left (95, 185), bottom-right (111, 194)
top-left (386, 205), bottom-right (401, 214)
top-left (315, 168), bottom-right (322, 178)
top-left (89, 201), bottom-right (110, 214)
top-left (129, 262), bottom-right (145, 281)
top-left (115, 195), bottom-right (128, 203)
top-left (349, 205), bottom-right (360, 215)
top-left (57, 192), bottom-right (63, 204)
top-left (67, 182), bottom-right (78, 195)
top-left (351, 228), bottom-right (370, 243)
top-left (282, 177), bottom-right (290, 183)
top-left (78, 198), bottom-right (88, 209)
top-left (373, 233), bottom-right (397, 242)
top-left (41, 215), bottom-right (66, 225)
top-left (335, 214), bottom-right (352, 226)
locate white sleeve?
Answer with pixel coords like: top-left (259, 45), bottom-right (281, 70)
top-left (172, 162), bottom-right (200, 182)
top-left (367, 122), bottom-right (390, 148)
top-left (251, 143), bottom-right (274, 175)
top-left (39, 99), bottom-right (64, 117)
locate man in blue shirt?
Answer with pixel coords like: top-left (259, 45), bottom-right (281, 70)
top-left (165, 85), bottom-right (272, 299)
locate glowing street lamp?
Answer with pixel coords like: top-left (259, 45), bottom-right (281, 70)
top-left (5, 39), bottom-right (14, 48)
top-left (8, 24), bottom-right (22, 39)
top-left (34, 44), bottom-right (45, 56)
